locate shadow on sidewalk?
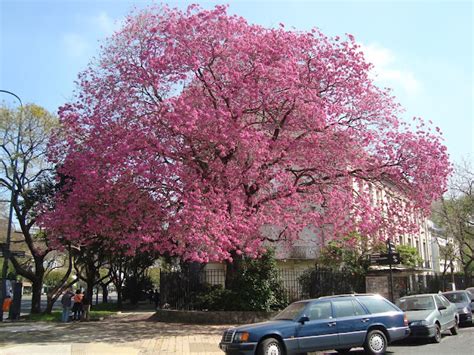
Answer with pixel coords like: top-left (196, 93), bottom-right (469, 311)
top-left (0, 312), bottom-right (231, 346)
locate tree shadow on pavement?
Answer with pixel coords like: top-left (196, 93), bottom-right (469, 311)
top-left (0, 312), bottom-right (231, 346)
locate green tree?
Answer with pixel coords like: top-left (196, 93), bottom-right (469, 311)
top-left (198, 250), bottom-right (288, 311)
top-left (432, 160), bottom-right (474, 284)
top-left (0, 104), bottom-right (58, 313)
top-left (316, 232), bottom-right (383, 275)
top-left (42, 252), bottom-right (77, 314)
top-left (396, 244), bottom-right (423, 268)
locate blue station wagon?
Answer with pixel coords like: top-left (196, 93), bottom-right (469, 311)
top-left (219, 294), bottom-right (410, 355)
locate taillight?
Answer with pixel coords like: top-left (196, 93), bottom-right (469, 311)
top-left (403, 312), bottom-right (408, 326)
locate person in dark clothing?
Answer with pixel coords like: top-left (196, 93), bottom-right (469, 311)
top-left (153, 289), bottom-right (160, 310)
top-left (82, 296), bottom-right (90, 321)
top-left (61, 289), bottom-right (74, 323)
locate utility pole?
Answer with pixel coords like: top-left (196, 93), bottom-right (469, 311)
top-left (387, 238), bottom-right (395, 302)
top-left (0, 90), bottom-right (23, 322)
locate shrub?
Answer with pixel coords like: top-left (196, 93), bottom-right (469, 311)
top-left (195, 250), bottom-right (288, 311)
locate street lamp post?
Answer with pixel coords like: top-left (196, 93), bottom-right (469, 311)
top-left (0, 89), bottom-right (23, 322)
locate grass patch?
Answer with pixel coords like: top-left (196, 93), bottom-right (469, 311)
top-left (27, 312), bottom-right (61, 322)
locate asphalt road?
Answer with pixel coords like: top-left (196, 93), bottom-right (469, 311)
top-left (19, 294), bottom-right (118, 314)
top-left (321, 324), bottom-right (474, 354)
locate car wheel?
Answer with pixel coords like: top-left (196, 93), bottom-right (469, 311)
top-left (336, 348), bottom-right (351, 354)
top-left (258, 337), bottom-right (284, 355)
top-left (432, 324), bottom-right (442, 343)
top-left (450, 318), bottom-right (459, 335)
top-left (364, 329), bottom-right (387, 355)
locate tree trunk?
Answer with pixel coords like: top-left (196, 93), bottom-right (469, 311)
top-left (102, 283), bottom-right (109, 303)
top-left (225, 252), bottom-right (242, 289)
top-left (31, 279), bottom-right (43, 314)
top-left (85, 275), bottom-right (95, 304)
top-left (45, 294), bottom-right (55, 314)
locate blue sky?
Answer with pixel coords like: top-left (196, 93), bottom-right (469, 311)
top-left (1, 0), bottom-right (472, 164)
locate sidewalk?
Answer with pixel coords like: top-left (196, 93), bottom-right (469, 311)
top-left (0, 312), bottom-right (226, 355)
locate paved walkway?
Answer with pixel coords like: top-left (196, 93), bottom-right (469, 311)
top-left (0, 312), bottom-right (228, 355)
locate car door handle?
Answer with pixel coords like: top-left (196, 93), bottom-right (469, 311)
top-left (327, 322), bottom-right (337, 327)
top-left (361, 318), bottom-right (370, 323)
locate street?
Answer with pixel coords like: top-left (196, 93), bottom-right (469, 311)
top-left (0, 312), bottom-right (473, 355)
top-left (18, 294), bottom-right (118, 315)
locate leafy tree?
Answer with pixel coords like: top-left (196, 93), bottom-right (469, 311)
top-left (396, 244), bottom-right (423, 269)
top-left (316, 232), bottom-right (378, 275)
top-left (72, 241), bottom-right (109, 305)
top-left (42, 253), bottom-right (78, 313)
top-left (43, 5), bottom-right (449, 264)
top-left (432, 160), bottom-right (474, 284)
top-left (122, 251), bottom-right (157, 305)
top-left (0, 104), bottom-right (57, 313)
top-left (196, 250), bottom-right (287, 311)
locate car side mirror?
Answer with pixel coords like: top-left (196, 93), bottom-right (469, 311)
top-left (438, 305), bottom-right (447, 311)
top-left (298, 315), bottom-right (310, 324)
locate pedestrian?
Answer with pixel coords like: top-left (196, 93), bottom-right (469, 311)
top-left (148, 289), bottom-right (154, 304)
top-left (2, 295), bottom-right (12, 320)
top-left (60, 288), bottom-right (74, 323)
top-left (153, 289), bottom-right (160, 310)
top-left (71, 289), bottom-right (84, 321)
top-left (81, 296), bottom-right (90, 321)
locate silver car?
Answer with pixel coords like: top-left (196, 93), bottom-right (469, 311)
top-left (397, 293), bottom-right (459, 343)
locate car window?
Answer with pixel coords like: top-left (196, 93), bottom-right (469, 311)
top-left (437, 295), bottom-right (451, 307)
top-left (352, 300), bottom-right (368, 315)
top-left (398, 296), bottom-right (435, 311)
top-left (358, 296), bottom-right (398, 314)
top-left (332, 299), bottom-right (367, 318)
top-left (307, 301), bottom-right (333, 320)
top-left (273, 301), bottom-right (308, 320)
top-left (444, 292), bottom-right (469, 303)
top-left (333, 300), bottom-right (354, 318)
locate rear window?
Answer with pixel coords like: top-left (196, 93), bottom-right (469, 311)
top-left (357, 296), bottom-right (399, 314)
top-left (444, 292), bottom-right (469, 303)
top-left (398, 296), bottom-right (435, 311)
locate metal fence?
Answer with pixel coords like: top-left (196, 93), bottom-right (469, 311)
top-left (160, 267), bottom-right (366, 310)
top-left (403, 273), bottom-right (474, 295)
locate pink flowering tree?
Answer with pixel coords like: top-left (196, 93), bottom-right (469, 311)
top-left (41, 5), bottom-right (450, 263)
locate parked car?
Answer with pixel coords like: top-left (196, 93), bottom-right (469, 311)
top-left (397, 293), bottom-right (459, 343)
top-left (219, 294), bottom-right (410, 355)
top-left (442, 290), bottom-right (473, 326)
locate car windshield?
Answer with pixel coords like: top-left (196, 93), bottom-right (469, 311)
top-left (444, 292), bottom-right (469, 303)
top-left (273, 302), bottom-right (308, 320)
top-left (398, 296), bottom-right (435, 311)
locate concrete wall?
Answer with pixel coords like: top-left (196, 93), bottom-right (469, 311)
top-left (152, 309), bottom-right (278, 325)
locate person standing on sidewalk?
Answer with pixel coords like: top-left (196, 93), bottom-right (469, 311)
top-left (71, 289), bottom-right (84, 321)
top-left (60, 288), bottom-right (74, 323)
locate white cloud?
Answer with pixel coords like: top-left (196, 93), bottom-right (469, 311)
top-left (359, 43), bottom-right (421, 95)
top-left (90, 11), bottom-right (119, 36)
top-left (61, 11), bottom-right (120, 59)
top-left (62, 33), bottom-right (89, 58)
